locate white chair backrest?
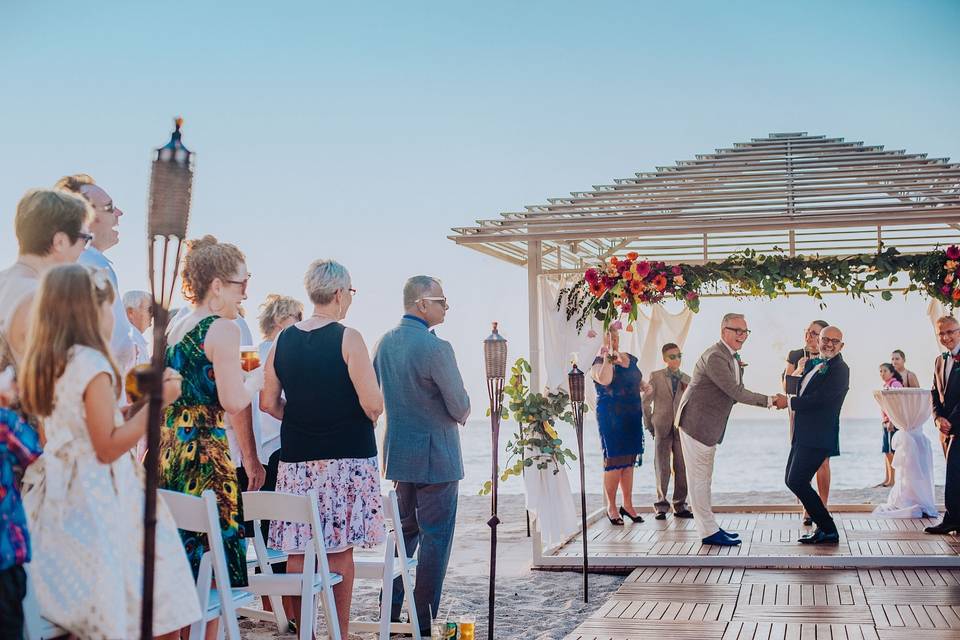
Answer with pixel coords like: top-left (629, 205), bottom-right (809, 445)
top-left (385, 489), bottom-right (410, 559)
top-left (159, 489), bottom-right (244, 640)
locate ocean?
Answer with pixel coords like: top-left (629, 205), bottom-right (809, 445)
top-left (452, 416), bottom-right (947, 496)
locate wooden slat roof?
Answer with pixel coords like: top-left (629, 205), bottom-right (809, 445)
top-left (449, 132), bottom-right (960, 270)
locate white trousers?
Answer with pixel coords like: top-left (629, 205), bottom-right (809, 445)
top-left (678, 428), bottom-right (720, 538)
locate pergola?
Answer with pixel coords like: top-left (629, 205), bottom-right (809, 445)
top-left (451, 132), bottom-right (960, 570)
top-left (450, 132), bottom-right (960, 390)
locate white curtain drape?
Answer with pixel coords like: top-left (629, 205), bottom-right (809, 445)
top-left (522, 275), bottom-right (694, 544)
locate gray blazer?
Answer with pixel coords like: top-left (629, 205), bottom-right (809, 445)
top-left (373, 317), bottom-right (471, 483)
top-left (642, 367), bottom-right (690, 436)
top-left (676, 341), bottom-right (768, 446)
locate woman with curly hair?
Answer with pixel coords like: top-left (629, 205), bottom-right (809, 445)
top-left (159, 235), bottom-right (264, 606)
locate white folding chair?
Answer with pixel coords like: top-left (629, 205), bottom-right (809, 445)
top-left (241, 490), bottom-right (343, 640)
top-left (21, 565), bottom-right (67, 640)
top-left (349, 489), bottom-right (421, 639)
top-left (159, 489), bottom-right (256, 640)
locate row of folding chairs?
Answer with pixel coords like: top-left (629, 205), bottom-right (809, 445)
top-left (23, 489), bottom-right (420, 640)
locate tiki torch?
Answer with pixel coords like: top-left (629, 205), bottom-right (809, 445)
top-left (568, 359), bottom-right (589, 602)
top-left (140, 118), bottom-right (193, 639)
top-left (483, 322), bottom-right (507, 640)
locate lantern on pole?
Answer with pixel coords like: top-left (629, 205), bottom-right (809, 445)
top-left (483, 322), bottom-right (507, 640)
top-left (568, 357), bottom-right (589, 602)
top-left (140, 117), bottom-right (194, 639)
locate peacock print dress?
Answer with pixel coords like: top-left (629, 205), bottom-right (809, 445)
top-left (159, 315), bottom-right (248, 588)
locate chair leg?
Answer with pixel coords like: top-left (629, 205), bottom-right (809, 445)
top-left (300, 589), bottom-right (314, 640)
top-left (379, 552), bottom-right (395, 640)
top-left (320, 586), bottom-right (341, 640)
top-left (400, 562), bottom-right (420, 638)
top-left (266, 593), bottom-right (288, 633)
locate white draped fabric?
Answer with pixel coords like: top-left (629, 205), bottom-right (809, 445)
top-left (523, 276), bottom-right (694, 545)
top-left (872, 388), bottom-right (939, 519)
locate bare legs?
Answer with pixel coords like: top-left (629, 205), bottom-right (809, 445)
top-left (286, 548), bottom-right (355, 639)
top-left (883, 452), bottom-right (896, 486)
top-left (603, 467), bottom-right (637, 518)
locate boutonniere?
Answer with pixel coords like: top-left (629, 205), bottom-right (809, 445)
top-left (944, 351), bottom-right (960, 363)
top-left (733, 352), bottom-right (747, 368)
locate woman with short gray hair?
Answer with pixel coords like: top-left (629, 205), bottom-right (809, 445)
top-left (260, 260), bottom-right (385, 638)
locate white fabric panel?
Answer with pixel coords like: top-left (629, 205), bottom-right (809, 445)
top-left (872, 388), bottom-right (939, 519)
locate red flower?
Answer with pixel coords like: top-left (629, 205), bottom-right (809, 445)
top-left (954, 288), bottom-right (960, 302)
top-left (671, 265), bottom-right (683, 275)
top-left (652, 274), bottom-right (668, 292)
top-left (588, 282), bottom-right (604, 297)
top-left (947, 245), bottom-right (960, 261)
top-left (943, 285), bottom-right (953, 295)
top-left (686, 291), bottom-right (699, 301)
top-left (630, 279), bottom-right (643, 295)
top-left (626, 252), bottom-right (639, 261)
top-left (635, 261), bottom-right (651, 279)
top-left (621, 300), bottom-right (633, 313)
top-left (585, 268), bottom-right (599, 284)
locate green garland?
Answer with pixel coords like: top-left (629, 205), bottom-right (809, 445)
top-left (557, 246), bottom-right (959, 332)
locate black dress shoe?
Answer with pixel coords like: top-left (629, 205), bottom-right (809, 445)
top-left (655, 512), bottom-right (667, 520)
top-left (674, 509), bottom-right (694, 519)
top-left (925, 523), bottom-right (959, 535)
top-left (619, 506), bottom-right (644, 523)
top-left (798, 529), bottom-right (839, 544)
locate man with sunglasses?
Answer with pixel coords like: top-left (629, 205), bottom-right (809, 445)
top-left (643, 343), bottom-right (693, 520)
top-left (373, 275), bottom-right (470, 637)
top-left (926, 316), bottom-right (960, 535)
top-left (784, 325), bottom-right (849, 544)
top-left (676, 313), bottom-right (787, 546)
top-left (56, 175), bottom-right (137, 375)
top-left (0, 189), bottom-right (92, 367)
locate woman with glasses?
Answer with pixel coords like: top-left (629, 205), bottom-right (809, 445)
top-left (159, 235), bottom-right (265, 623)
top-left (784, 320), bottom-right (831, 527)
top-left (592, 326), bottom-right (652, 525)
top-left (260, 259), bottom-right (385, 639)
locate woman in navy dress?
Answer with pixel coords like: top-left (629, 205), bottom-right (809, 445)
top-left (592, 327), bottom-right (649, 525)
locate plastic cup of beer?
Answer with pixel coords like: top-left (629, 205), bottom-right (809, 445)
top-left (125, 363), bottom-right (153, 403)
top-left (457, 614), bottom-right (475, 640)
top-left (430, 619), bottom-right (446, 640)
top-left (240, 346), bottom-right (260, 372)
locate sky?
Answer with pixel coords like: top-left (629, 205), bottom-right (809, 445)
top-left (1, 1), bottom-right (958, 418)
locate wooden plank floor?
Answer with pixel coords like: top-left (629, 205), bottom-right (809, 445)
top-left (564, 568), bottom-right (960, 640)
top-left (546, 510), bottom-right (960, 567)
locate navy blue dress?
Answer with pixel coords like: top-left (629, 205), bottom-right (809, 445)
top-left (593, 354), bottom-right (645, 471)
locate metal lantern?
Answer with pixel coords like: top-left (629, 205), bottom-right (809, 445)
top-left (567, 361), bottom-right (589, 602)
top-left (482, 322), bottom-right (507, 640)
top-left (141, 117), bottom-right (194, 640)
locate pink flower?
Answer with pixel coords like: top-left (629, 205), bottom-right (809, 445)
top-left (671, 265), bottom-right (683, 275)
top-left (947, 245), bottom-right (960, 260)
top-left (586, 329), bottom-right (597, 338)
top-left (942, 285), bottom-right (952, 295)
top-left (610, 320), bottom-right (623, 331)
top-left (685, 291), bottom-right (699, 301)
top-left (673, 274), bottom-right (686, 286)
top-left (635, 261), bottom-right (651, 279)
top-left (621, 300), bottom-right (633, 313)
top-left (947, 273), bottom-right (955, 285)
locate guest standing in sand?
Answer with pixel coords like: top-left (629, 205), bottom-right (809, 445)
top-left (877, 363), bottom-right (904, 488)
top-left (373, 275), bottom-right (470, 638)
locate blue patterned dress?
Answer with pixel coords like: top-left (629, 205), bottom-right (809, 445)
top-left (593, 354), bottom-right (645, 471)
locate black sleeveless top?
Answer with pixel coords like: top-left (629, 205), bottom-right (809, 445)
top-left (274, 322), bottom-right (376, 462)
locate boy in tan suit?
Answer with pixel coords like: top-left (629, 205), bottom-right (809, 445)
top-left (643, 343), bottom-right (693, 520)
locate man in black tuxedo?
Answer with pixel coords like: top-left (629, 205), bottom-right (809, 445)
top-left (926, 315), bottom-right (960, 535)
top-left (785, 325), bottom-right (850, 544)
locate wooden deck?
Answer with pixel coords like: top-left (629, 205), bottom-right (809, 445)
top-left (539, 506), bottom-right (960, 568)
top-left (564, 567), bottom-right (960, 639)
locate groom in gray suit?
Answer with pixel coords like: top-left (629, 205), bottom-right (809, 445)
top-left (676, 313), bottom-right (787, 545)
top-left (373, 276), bottom-right (471, 635)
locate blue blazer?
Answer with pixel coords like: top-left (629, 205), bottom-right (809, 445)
top-left (789, 353), bottom-right (850, 454)
top-left (373, 317), bottom-right (471, 483)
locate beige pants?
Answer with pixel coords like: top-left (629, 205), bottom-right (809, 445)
top-left (678, 428), bottom-right (719, 538)
top-left (652, 426), bottom-right (688, 514)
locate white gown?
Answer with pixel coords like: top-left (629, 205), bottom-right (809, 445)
top-left (22, 346), bottom-right (201, 639)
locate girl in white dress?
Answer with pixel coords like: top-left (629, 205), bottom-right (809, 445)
top-left (19, 264), bottom-right (201, 639)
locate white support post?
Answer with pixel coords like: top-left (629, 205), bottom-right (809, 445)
top-left (526, 240), bottom-right (544, 566)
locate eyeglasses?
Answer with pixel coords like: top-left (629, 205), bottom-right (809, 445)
top-left (347, 288), bottom-right (357, 296)
top-left (75, 231), bottom-right (93, 247)
top-left (938, 328), bottom-right (960, 338)
top-left (225, 275), bottom-right (251, 295)
top-left (420, 296), bottom-right (449, 309)
top-left (723, 326), bottom-right (751, 337)
top-left (666, 353), bottom-right (682, 360)
top-left (821, 336), bottom-right (843, 346)
top-left (804, 329), bottom-right (822, 338)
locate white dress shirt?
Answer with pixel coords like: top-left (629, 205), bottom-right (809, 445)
top-left (78, 247), bottom-right (136, 373)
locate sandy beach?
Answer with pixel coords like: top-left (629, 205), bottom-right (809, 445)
top-left (239, 484), bottom-right (943, 639)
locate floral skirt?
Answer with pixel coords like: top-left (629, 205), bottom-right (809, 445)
top-left (269, 457), bottom-right (386, 553)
